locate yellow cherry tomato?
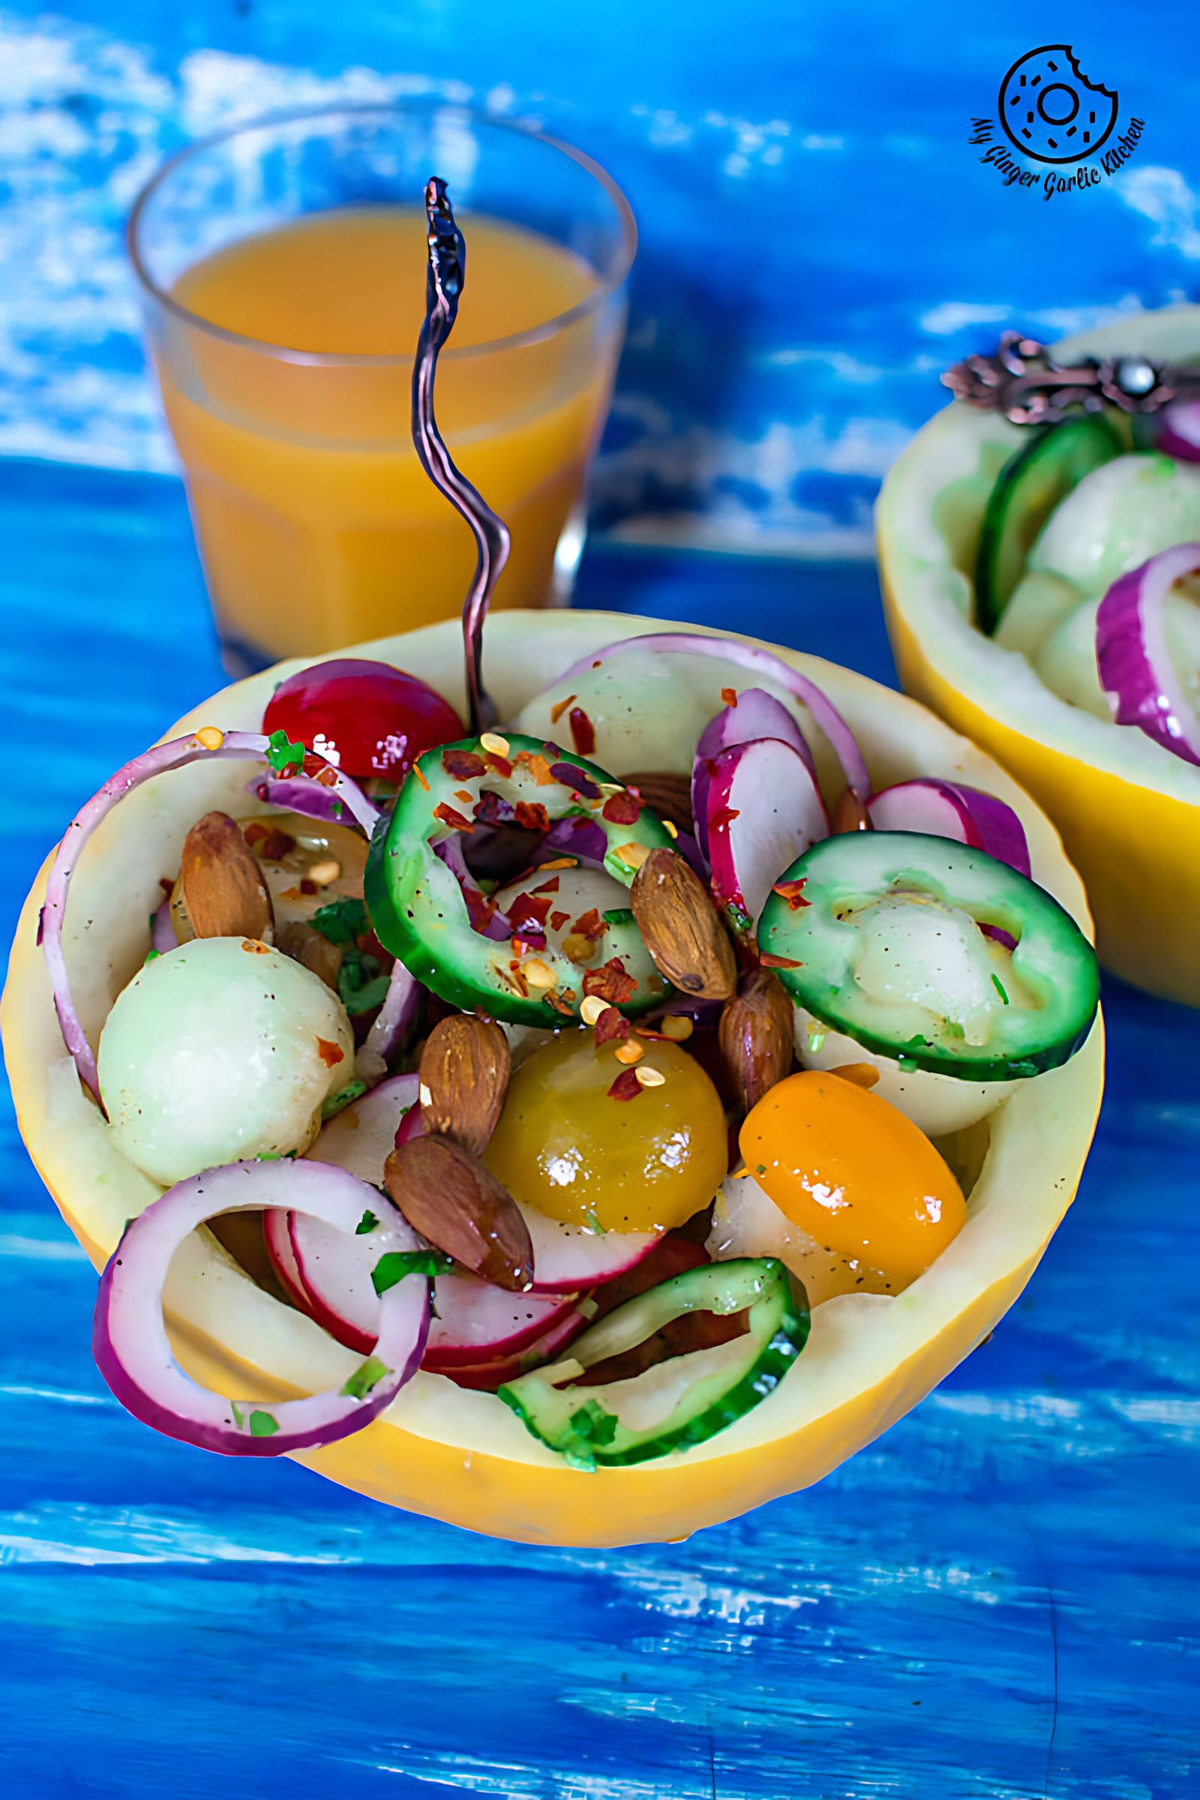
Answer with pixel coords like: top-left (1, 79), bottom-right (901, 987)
top-left (484, 1032), bottom-right (728, 1235)
top-left (739, 1070), bottom-right (966, 1284)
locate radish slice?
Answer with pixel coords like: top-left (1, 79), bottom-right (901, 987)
top-left (551, 631), bottom-right (870, 798)
top-left (263, 1206), bottom-right (314, 1315)
top-left (867, 780), bottom-right (1031, 877)
top-left (1096, 542), bottom-right (1200, 764)
top-left (523, 1213), bottom-right (661, 1293)
top-left (93, 1159), bottom-right (429, 1456)
top-left (39, 727), bottom-right (379, 1104)
top-left (707, 738), bottom-right (829, 932)
top-left (439, 1307), bottom-right (595, 1391)
top-left (1157, 402), bottom-right (1200, 465)
top-left (692, 688), bottom-right (814, 861)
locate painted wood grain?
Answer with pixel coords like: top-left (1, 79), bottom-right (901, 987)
top-left (1, 458), bottom-right (1198, 1797)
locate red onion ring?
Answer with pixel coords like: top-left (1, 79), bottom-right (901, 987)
top-left (550, 631), bottom-right (870, 799)
top-left (1157, 402), bottom-right (1200, 465)
top-left (354, 962), bottom-right (422, 1087)
top-left (93, 1159), bottom-right (430, 1456)
top-left (244, 772), bottom-right (378, 829)
top-left (1096, 542), bottom-right (1200, 766)
top-left (40, 728), bottom-right (379, 1105)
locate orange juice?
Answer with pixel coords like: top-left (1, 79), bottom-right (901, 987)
top-left (154, 207), bottom-right (621, 667)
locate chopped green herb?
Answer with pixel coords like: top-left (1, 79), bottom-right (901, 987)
top-left (266, 728), bottom-right (305, 775)
top-left (144, 949), bottom-right (161, 963)
top-left (897, 1056), bottom-right (919, 1073)
top-left (372, 1249), bottom-right (455, 1294)
top-left (256, 1151), bottom-right (283, 1162)
top-left (311, 896), bottom-right (370, 945)
top-left (249, 1410), bottom-right (280, 1438)
top-left (340, 1354), bottom-right (392, 1400)
top-left (321, 1078), bottom-right (368, 1121)
top-left (337, 953), bottom-right (392, 1017)
top-left (229, 1398), bottom-right (244, 1428)
top-left (755, 1163), bottom-right (767, 1176)
top-left (991, 973), bottom-right (1010, 1005)
top-left (582, 1210), bottom-right (607, 1236)
top-left (356, 1209), bottom-right (380, 1236)
top-left (147, 911), bottom-right (157, 932)
top-left (602, 907), bottom-right (635, 927)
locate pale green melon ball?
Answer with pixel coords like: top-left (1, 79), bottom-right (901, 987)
top-left (1035, 596), bottom-right (1110, 721)
top-left (515, 651), bottom-right (712, 775)
top-left (1030, 453), bottom-right (1200, 595)
top-left (98, 938), bottom-right (355, 1186)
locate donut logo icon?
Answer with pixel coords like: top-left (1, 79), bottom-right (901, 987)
top-left (998, 45), bottom-right (1118, 164)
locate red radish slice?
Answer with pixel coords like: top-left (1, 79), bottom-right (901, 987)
top-left (551, 631), bottom-right (870, 798)
top-left (438, 1308), bottom-right (592, 1391)
top-left (93, 1159), bottom-right (429, 1456)
top-left (1096, 542), bottom-right (1200, 765)
top-left (707, 738), bottom-right (828, 931)
top-left (263, 1206), bottom-right (314, 1315)
top-left (39, 727), bottom-right (379, 1103)
top-left (309, 1073), bottom-right (420, 1182)
top-left (1157, 402), bottom-right (1200, 465)
top-left (867, 780), bottom-right (1031, 877)
top-left (692, 687), bottom-right (814, 861)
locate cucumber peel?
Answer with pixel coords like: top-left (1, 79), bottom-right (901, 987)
top-left (365, 733), bottom-right (673, 1025)
top-left (757, 831), bottom-right (1099, 1082)
top-left (975, 414), bottom-right (1121, 634)
top-left (499, 1257), bottom-right (808, 1468)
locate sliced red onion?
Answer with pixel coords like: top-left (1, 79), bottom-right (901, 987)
top-left (692, 686), bottom-right (815, 862)
top-left (707, 738), bottom-right (829, 931)
top-left (434, 836), bottom-right (512, 941)
top-left (1157, 402), bottom-right (1200, 465)
top-left (244, 770), bottom-right (378, 830)
top-left (552, 631), bottom-right (870, 799)
top-left (354, 963), bottom-right (422, 1087)
top-left (542, 814), bottom-right (610, 866)
top-left (1096, 542), bottom-right (1200, 765)
top-left (150, 896), bottom-right (177, 954)
top-left (93, 1159), bottom-right (430, 1456)
top-left (41, 728), bottom-right (379, 1104)
top-left (867, 780), bottom-right (1031, 877)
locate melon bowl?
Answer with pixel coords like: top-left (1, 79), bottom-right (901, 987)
top-left (878, 305), bottom-right (1200, 1007)
top-left (2, 609), bottom-right (1104, 1546)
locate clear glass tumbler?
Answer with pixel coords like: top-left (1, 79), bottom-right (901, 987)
top-left (128, 102), bottom-right (636, 675)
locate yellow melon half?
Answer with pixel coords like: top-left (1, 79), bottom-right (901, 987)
top-left (1, 610), bottom-right (1103, 1544)
top-left (878, 305), bottom-right (1200, 1005)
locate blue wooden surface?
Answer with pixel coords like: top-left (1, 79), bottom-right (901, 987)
top-left (1, 3), bottom-right (1198, 551)
top-left (2, 456), bottom-right (1199, 1797)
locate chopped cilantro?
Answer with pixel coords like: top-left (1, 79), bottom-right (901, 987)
top-left (229, 1398), bottom-right (244, 1428)
top-left (356, 1209), bottom-right (380, 1236)
top-left (266, 728), bottom-right (305, 775)
top-left (321, 1078), bottom-right (368, 1121)
top-left (144, 949), bottom-right (160, 963)
top-left (602, 907), bottom-right (635, 927)
top-left (340, 1355), bottom-right (392, 1400)
top-left (337, 952), bottom-right (392, 1017)
top-left (582, 1210), bottom-right (607, 1236)
top-left (755, 1163), bottom-right (767, 1176)
top-left (897, 1056), bottom-right (919, 1073)
top-left (310, 897), bottom-right (369, 945)
top-left (372, 1249), bottom-right (455, 1294)
top-left (991, 973), bottom-right (1010, 1005)
top-left (249, 1410), bottom-right (280, 1438)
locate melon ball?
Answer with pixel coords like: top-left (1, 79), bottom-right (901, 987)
top-left (98, 938), bottom-right (355, 1186)
top-left (515, 650), bottom-right (711, 775)
top-left (794, 1009), bottom-right (1007, 1136)
top-left (1029, 453), bottom-right (1200, 595)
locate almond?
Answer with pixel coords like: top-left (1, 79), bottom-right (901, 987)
top-left (624, 770), bottom-right (695, 834)
top-left (832, 788), bottom-right (872, 834)
top-left (419, 1014), bottom-right (510, 1156)
top-left (718, 968), bottom-right (796, 1114)
top-left (631, 847), bottom-right (736, 1000)
top-left (276, 921), bottom-right (344, 991)
top-left (383, 1136), bottom-right (534, 1291)
top-left (179, 810), bottom-right (274, 942)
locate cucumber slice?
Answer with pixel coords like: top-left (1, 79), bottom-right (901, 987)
top-left (498, 1258), bottom-right (807, 1467)
top-left (365, 733), bottom-right (673, 1026)
top-left (757, 832), bottom-right (1099, 1082)
top-left (975, 414), bottom-right (1121, 634)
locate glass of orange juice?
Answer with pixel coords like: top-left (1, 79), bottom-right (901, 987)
top-left (128, 103), bottom-right (636, 675)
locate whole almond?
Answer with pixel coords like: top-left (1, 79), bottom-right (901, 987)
top-left (419, 1014), bottom-right (510, 1155)
top-left (631, 847), bottom-right (736, 1000)
top-left (180, 811), bottom-right (274, 942)
top-left (384, 1135), bottom-right (534, 1291)
top-left (718, 968), bottom-right (795, 1114)
top-left (831, 788), bottom-right (872, 834)
top-left (624, 770), bottom-right (695, 835)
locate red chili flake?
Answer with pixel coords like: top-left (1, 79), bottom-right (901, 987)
top-left (413, 765), bottom-right (431, 792)
top-left (759, 952), bottom-right (804, 969)
top-left (433, 802), bottom-right (475, 833)
top-left (509, 891), bottom-right (554, 935)
top-left (485, 752), bottom-right (513, 779)
top-left (771, 878), bottom-right (811, 910)
top-left (510, 934), bottom-right (546, 959)
top-left (315, 766), bottom-right (340, 789)
top-left (441, 748), bottom-right (487, 780)
top-left (549, 694), bottom-right (578, 724)
top-left (506, 961), bottom-right (530, 998)
top-left (515, 751), bottom-right (554, 786)
top-left (583, 958), bottom-right (638, 1005)
top-left (463, 888), bottom-right (499, 936)
top-left (299, 877), bottom-right (318, 896)
top-left (356, 928), bottom-right (391, 962)
top-left (243, 822), bottom-right (268, 847)
top-left (709, 805), bottom-right (741, 832)
top-left (241, 939), bottom-right (272, 955)
top-left (531, 876), bottom-right (561, 895)
top-left (721, 686), bottom-right (738, 707)
top-left (473, 790), bottom-right (513, 827)
top-left (607, 1068), bottom-right (643, 1102)
top-left (601, 790), bottom-right (642, 825)
top-left (453, 789), bottom-right (475, 805)
top-left (316, 1037), bottom-right (345, 1068)
top-left (595, 1006), bottom-right (631, 1046)
top-left (513, 800), bottom-right (551, 832)
top-left (243, 822), bottom-right (296, 862)
top-left (572, 907), bottom-right (607, 942)
top-left (158, 874), bottom-right (175, 896)
top-left (549, 909), bottom-right (570, 932)
top-left (634, 1026), bottom-right (673, 1041)
top-left (569, 707), bottom-right (596, 756)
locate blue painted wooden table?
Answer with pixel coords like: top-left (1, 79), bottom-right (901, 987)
top-left (2, 457), bottom-right (1198, 1799)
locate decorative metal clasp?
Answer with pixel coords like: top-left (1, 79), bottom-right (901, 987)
top-left (942, 330), bottom-right (1198, 425)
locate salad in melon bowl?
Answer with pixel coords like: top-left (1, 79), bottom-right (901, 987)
top-left (2, 608), bottom-right (1104, 1545)
top-left (878, 304), bottom-right (1200, 1006)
